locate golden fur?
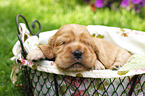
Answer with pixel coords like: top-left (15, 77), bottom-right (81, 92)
top-left (27, 24), bottom-right (131, 71)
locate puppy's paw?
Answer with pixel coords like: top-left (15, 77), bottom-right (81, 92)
top-left (26, 49), bottom-right (45, 62)
top-left (94, 60), bottom-right (105, 70)
top-left (109, 63), bottom-right (121, 70)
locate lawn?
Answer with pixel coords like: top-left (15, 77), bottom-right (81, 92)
top-left (0, 0), bottom-right (145, 95)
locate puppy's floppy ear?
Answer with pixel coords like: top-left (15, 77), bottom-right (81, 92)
top-left (39, 37), bottom-right (54, 59)
top-left (93, 37), bottom-right (110, 68)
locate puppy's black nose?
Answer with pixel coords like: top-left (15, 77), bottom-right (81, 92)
top-left (73, 50), bottom-right (83, 60)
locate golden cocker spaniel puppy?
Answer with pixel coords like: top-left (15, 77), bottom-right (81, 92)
top-left (27, 24), bottom-right (131, 71)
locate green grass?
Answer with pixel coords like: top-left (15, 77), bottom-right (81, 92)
top-left (0, 0), bottom-right (145, 95)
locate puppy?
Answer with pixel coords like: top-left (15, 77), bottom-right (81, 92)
top-left (27, 24), bottom-right (131, 71)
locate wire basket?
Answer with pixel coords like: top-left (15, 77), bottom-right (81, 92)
top-left (21, 66), bottom-right (145, 96)
top-left (11, 15), bottom-right (145, 96)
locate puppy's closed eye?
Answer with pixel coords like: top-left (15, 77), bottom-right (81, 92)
top-left (55, 37), bottom-right (71, 46)
top-left (56, 40), bottom-right (66, 46)
top-left (79, 33), bottom-right (94, 47)
top-left (81, 39), bottom-right (94, 47)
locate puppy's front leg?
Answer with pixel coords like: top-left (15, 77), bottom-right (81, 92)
top-left (26, 48), bottom-right (45, 61)
top-left (110, 49), bottom-right (131, 70)
top-left (94, 60), bottom-right (105, 70)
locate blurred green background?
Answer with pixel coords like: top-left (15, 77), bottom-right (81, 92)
top-left (0, 0), bottom-right (145, 95)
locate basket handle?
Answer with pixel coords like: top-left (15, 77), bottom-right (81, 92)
top-left (16, 15), bottom-right (41, 59)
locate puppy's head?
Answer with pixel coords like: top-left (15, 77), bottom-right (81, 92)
top-left (40, 24), bottom-right (97, 71)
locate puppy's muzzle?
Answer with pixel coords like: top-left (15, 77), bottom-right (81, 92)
top-left (72, 50), bottom-right (83, 60)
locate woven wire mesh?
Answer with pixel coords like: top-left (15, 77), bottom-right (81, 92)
top-left (21, 66), bottom-right (145, 96)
